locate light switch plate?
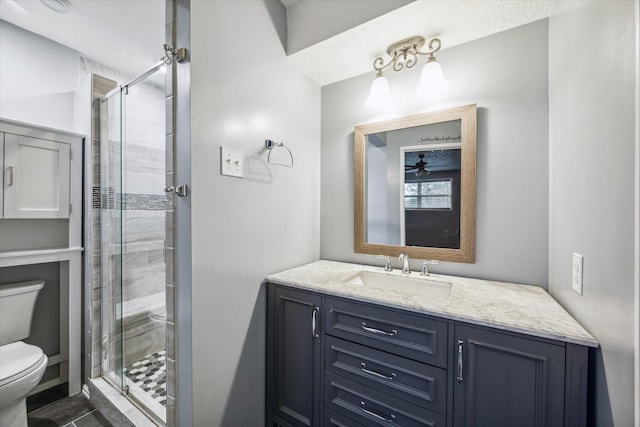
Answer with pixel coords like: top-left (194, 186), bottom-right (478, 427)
top-left (220, 146), bottom-right (244, 178)
top-left (572, 253), bottom-right (583, 295)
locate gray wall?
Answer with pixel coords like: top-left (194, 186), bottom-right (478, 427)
top-left (548, 2), bottom-right (636, 426)
top-left (189, 1), bottom-right (320, 425)
top-left (0, 20), bottom-right (84, 133)
top-left (321, 20), bottom-right (550, 286)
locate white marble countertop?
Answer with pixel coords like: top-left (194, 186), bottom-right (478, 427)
top-left (266, 260), bottom-right (598, 348)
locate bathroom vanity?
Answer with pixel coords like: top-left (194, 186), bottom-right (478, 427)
top-left (265, 261), bottom-right (597, 427)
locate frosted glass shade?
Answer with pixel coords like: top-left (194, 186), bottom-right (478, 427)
top-left (416, 60), bottom-right (449, 99)
top-left (365, 75), bottom-right (393, 109)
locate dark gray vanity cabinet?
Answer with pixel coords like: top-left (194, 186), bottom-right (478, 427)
top-left (267, 286), bottom-right (323, 427)
top-left (267, 283), bottom-right (589, 427)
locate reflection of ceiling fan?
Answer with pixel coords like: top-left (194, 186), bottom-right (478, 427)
top-left (405, 153), bottom-right (431, 176)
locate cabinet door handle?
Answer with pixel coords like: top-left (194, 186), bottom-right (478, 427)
top-left (457, 339), bottom-right (464, 382)
top-left (360, 401), bottom-right (396, 423)
top-left (7, 166), bottom-right (14, 186)
top-left (361, 322), bottom-right (397, 336)
top-left (311, 306), bottom-right (319, 338)
top-left (361, 362), bottom-right (396, 381)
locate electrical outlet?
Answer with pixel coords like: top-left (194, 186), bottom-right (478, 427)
top-left (220, 146), bottom-right (244, 178)
top-left (572, 253), bottom-right (583, 295)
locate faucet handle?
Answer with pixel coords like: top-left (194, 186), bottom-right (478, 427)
top-left (376, 255), bottom-right (392, 271)
top-left (420, 260), bottom-right (439, 276)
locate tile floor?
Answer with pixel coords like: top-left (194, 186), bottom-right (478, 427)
top-left (27, 393), bottom-right (112, 427)
top-left (122, 349), bottom-right (167, 423)
top-left (124, 350), bottom-right (167, 407)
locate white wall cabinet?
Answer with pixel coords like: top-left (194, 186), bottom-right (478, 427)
top-left (2, 133), bottom-right (71, 219)
top-left (0, 118), bottom-right (83, 397)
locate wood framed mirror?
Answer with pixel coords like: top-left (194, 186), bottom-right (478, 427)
top-left (354, 104), bottom-right (477, 263)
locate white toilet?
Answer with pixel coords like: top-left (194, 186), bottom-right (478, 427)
top-left (0, 280), bottom-right (48, 427)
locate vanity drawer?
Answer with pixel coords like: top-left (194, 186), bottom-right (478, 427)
top-left (323, 409), bottom-right (367, 427)
top-left (325, 336), bottom-right (446, 414)
top-left (324, 298), bottom-right (448, 367)
top-left (324, 372), bottom-right (446, 427)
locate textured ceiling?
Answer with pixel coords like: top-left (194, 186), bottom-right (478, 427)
top-left (0, 0), bottom-right (164, 76)
top-left (288, 0), bottom-right (587, 86)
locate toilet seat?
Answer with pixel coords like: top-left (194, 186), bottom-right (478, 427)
top-left (0, 342), bottom-right (45, 387)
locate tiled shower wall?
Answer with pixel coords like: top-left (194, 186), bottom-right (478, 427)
top-left (90, 75), bottom-right (116, 381)
top-left (91, 73), bottom-right (167, 362)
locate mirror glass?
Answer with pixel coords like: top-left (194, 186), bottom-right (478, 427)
top-left (354, 104), bottom-right (477, 263)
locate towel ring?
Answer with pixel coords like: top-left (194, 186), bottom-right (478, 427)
top-left (265, 139), bottom-right (294, 168)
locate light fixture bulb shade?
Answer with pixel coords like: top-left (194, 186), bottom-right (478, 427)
top-left (416, 60), bottom-right (449, 99)
top-left (365, 75), bottom-right (393, 109)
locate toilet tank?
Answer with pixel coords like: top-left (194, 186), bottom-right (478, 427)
top-left (0, 280), bottom-right (45, 346)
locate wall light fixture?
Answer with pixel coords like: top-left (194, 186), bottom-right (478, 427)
top-left (365, 36), bottom-right (449, 109)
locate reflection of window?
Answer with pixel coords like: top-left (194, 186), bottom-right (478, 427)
top-left (404, 179), bottom-right (452, 209)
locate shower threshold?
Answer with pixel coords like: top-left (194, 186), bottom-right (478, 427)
top-left (88, 377), bottom-right (163, 426)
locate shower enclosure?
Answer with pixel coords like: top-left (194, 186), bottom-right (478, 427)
top-left (98, 62), bottom-right (168, 424)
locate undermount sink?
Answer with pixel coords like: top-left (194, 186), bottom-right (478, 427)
top-left (344, 271), bottom-right (452, 299)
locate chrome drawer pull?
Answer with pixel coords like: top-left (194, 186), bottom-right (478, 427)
top-left (361, 322), bottom-right (397, 336)
top-left (360, 401), bottom-right (396, 423)
top-left (457, 339), bottom-right (464, 382)
top-left (361, 362), bottom-right (396, 380)
top-left (311, 306), bottom-right (320, 338)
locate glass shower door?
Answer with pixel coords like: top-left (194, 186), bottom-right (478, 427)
top-left (100, 89), bottom-right (124, 391)
top-left (120, 64), bottom-right (167, 423)
top-left (100, 62), bottom-right (167, 424)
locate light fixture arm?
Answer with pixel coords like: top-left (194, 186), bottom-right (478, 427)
top-left (372, 36), bottom-right (441, 74)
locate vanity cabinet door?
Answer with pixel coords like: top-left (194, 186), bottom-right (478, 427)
top-left (453, 324), bottom-right (566, 427)
top-left (268, 285), bottom-right (323, 427)
top-left (3, 133), bottom-right (71, 218)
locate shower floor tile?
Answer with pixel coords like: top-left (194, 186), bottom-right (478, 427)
top-left (124, 350), bottom-right (167, 407)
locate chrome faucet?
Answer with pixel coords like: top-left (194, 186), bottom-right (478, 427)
top-left (421, 260), bottom-right (439, 276)
top-left (399, 252), bottom-right (410, 274)
top-left (377, 255), bottom-right (392, 271)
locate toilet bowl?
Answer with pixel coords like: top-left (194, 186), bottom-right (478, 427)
top-left (0, 342), bottom-right (48, 427)
top-left (0, 280), bottom-right (47, 427)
